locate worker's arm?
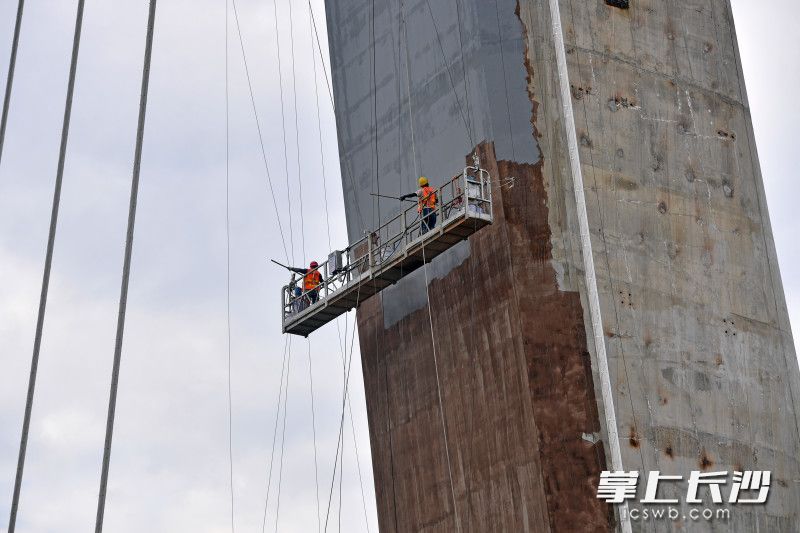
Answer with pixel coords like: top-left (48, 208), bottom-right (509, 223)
top-left (399, 192), bottom-right (416, 201)
top-left (288, 267), bottom-right (307, 275)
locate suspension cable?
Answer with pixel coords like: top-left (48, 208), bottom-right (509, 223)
top-left (307, 4), bottom-right (334, 115)
top-left (7, 2), bottom-right (85, 531)
top-left (274, 336), bottom-right (293, 532)
top-left (309, 5), bottom-right (333, 252)
top-left (423, 0), bottom-right (474, 146)
top-left (230, 0), bottom-right (290, 264)
top-left (346, 384), bottom-right (371, 533)
top-left (261, 336), bottom-right (291, 533)
top-left (323, 283), bottom-right (362, 532)
top-left (492, 0), bottom-right (515, 159)
top-left (0, 0), bottom-right (24, 168)
top-left (307, 339), bottom-right (322, 533)
top-left (95, 2), bottom-right (157, 531)
top-left (271, 0), bottom-right (296, 264)
top-left (419, 237), bottom-right (462, 533)
top-left (400, 0), bottom-right (418, 179)
top-left (306, 11), bottom-right (330, 531)
top-left (452, 0), bottom-right (472, 141)
top-left (307, 1), bottom-right (367, 232)
top-left (370, 0), bottom-right (379, 227)
top-left (402, 0), bottom-right (462, 528)
top-left (287, 0), bottom-right (307, 264)
top-left (307, 4), bottom-right (371, 528)
top-left (224, 0), bottom-right (236, 530)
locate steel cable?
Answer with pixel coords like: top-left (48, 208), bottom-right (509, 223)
top-left (95, 2), bottom-right (158, 531)
top-left (0, 0), bottom-right (24, 168)
top-left (402, 1), bottom-right (462, 529)
top-left (230, 0), bottom-right (290, 264)
top-left (7, 2), bottom-right (85, 531)
top-left (261, 336), bottom-right (291, 533)
top-left (225, 0), bottom-right (236, 529)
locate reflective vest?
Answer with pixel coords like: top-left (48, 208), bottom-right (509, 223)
top-left (417, 186), bottom-right (437, 213)
top-left (304, 270), bottom-right (322, 291)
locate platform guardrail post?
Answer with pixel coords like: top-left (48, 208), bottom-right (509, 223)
top-left (324, 262), bottom-right (329, 299)
top-left (402, 209), bottom-right (407, 250)
top-left (367, 232), bottom-right (374, 276)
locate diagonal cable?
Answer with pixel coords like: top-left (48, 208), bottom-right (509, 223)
top-left (95, 2), bottom-right (158, 531)
top-left (224, 0), bottom-right (236, 530)
top-left (271, 0), bottom-right (296, 264)
top-left (7, 2), bottom-right (84, 531)
top-left (261, 336), bottom-right (291, 533)
top-left (0, 0), bottom-right (25, 168)
top-left (231, 0), bottom-right (290, 263)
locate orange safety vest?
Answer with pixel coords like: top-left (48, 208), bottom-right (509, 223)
top-left (417, 186), bottom-right (437, 213)
top-left (304, 270), bottom-right (322, 291)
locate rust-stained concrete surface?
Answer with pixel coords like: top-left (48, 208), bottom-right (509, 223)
top-left (357, 144), bottom-right (611, 531)
top-left (326, 0), bottom-right (800, 530)
top-left (557, 0), bottom-right (800, 530)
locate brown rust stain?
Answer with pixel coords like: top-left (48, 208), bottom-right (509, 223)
top-left (665, 444), bottom-right (675, 459)
top-left (700, 450), bottom-right (715, 471)
top-left (357, 143), bottom-right (610, 532)
top-left (498, 153), bottom-right (611, 532)
top-left (354, 2), bottom-right (610, 530)
top-left (629, 427), bottom-right (641, 449)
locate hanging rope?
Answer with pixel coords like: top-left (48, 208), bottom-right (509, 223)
top-left (3, 0), bottom-right (84, 533)
top-left (323, 283), bottom-right (362, 532)
top-left (423, 0), bottom-right (474, 146)
top-left (307, 1), bottom-right (367, 232)
top-left (6, 2), bottom-right (85, 531)
top-left (307, 339), bottom-right (322, 533)
top-left (492, 0), bottom-right (515, 159)
top-left (274, 336), bottom-right (293, 532)
top-left (95, 2), bottom-right (157, 531)
top-left (231, 0), bottom-right (290, 264)
top-left (309, 3), bottom-right (333, 252)
top-left (370, 0), bottom-right (380, 227)
top-left (0, 0), bottom-right (24, 168)
top-left (346, 381), bottom-right (371, 533)
top-left (452, 0), bottom-right (472, 140)
top-left (271, 0), bottom-right (296, 264)
top-left (224, 0), bottom-right (236, 530)
top-left (401, 1), bottom-right (462, 529)
top-left (306, 9), bottom-right (343, 532)
top-left (420, 233), bottom-right (462, 533)
top-left (287, 0), bottom-right (307, 264)
top-left (400, 0), bottom-right (418, 179)
top-left (261, 336), bottom-right (290, 533)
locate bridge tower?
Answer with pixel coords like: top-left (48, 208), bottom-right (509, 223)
top-left (324, 0), bottom-right (800, 530)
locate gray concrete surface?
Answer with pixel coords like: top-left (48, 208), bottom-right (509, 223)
top-left (325, 0), bottom-right (800, 530)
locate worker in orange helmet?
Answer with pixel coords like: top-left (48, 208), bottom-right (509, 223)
top-left (288, 260), bottom-right (324, 303)
top-left (401, 176), bottom-right (438, 234)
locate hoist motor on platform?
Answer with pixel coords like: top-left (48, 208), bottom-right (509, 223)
top-left (280, 158), bottom-right (494, 337)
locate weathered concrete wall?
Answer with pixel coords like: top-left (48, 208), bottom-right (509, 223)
top-left (325, 0), bottom-right (800, 530)
top-left (355, 143), bottom-right (611, 532)
top-left (557, 0), bottom-right (800, 530)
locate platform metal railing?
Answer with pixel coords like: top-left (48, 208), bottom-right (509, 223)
top-left (281, 162), bottom-right (492, 329)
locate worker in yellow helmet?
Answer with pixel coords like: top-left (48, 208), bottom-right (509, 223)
top-left (401, 176), bottom-right (438, 234)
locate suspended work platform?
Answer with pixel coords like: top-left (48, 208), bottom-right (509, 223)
top-left (281, 162), bottom-right (493, 336)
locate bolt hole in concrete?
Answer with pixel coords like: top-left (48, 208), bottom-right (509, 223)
top-left (605, 0), bottom-right (630, 9)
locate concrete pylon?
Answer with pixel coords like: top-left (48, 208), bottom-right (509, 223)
top-left (325, 0), bottom-right (800, 530)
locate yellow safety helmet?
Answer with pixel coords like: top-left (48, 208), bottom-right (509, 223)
top-left (418, 176), bottom-right (428, 186)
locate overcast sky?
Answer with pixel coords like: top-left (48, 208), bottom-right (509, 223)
top-left (0, 1), bottom-right (797, 532)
